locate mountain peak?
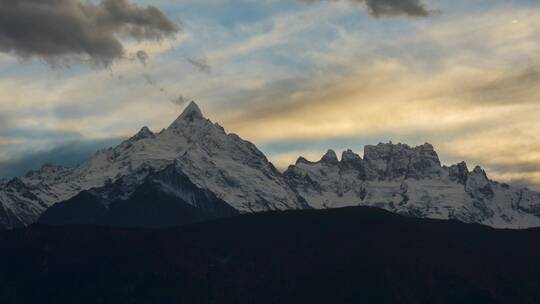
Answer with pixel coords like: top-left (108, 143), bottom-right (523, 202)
top-left (295, 156), bottom-right (313, 165)
top-left (341, 149), bottom-right (361, 163)
top-left (471, 165), bottom-right (489, 181)
top-left (167, 101), bottom-right (205, 129)
top-left (321, 149), bottom-right (339, 164)
top-left (179, 101), bottom-right (203, 120)
top-left (448, 161), bottom-right (469, 184)
top-left (130, 126), bottom-right (155, 141)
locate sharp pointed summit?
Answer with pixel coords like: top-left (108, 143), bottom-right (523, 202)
top-left (168, 101), bottom-right (205, 128)
top-left (180, 101), bottom-right (203, 120)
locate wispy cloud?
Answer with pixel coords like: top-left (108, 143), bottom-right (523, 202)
top-left (187, 57), bottom-right (211, 73)
top-left (1, 0), bottom-right (540, 190)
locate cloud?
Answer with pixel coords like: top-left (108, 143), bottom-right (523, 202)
top-left (0, 0), bottom-right (180, 67)
top-left (364, 0), bottom-right (431, 17)
top-left (0, 138), bottom-right (123, 179)
top-left (0, 113), bottom-right (11, 130)
top-left (461, 66), bottom-right (540, 105)
top-left (298, 0), bottom-right (432, 17)
top-left (207, 6), bottom-right (540, 186)
top-left (170, 95), bottom-right (191, 107)
top-left (136, 50), bottom-right (149, 66)
top-left (1, 1), bottom-right (539, 191)
top-left (187, 57), bottom-right (211, 73)
top-left (143, 73), bottom-right (157, 86)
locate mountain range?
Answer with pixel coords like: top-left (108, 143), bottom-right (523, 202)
top-left (2, 101), bottom-right (540, 229)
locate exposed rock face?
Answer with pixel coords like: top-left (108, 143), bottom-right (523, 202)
top-left (284, 143), bottom-right (540, 228)
top-left (321, 150), bottom-right (339, 165)
top-left (363, 143), bottom-right (442, 180)
top-left (39, 164), bottom-right (239, 228)
top-left (448, 161), bottom-right (469, 184)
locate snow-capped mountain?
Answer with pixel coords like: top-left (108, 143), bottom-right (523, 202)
top-left (284, 143), bottom-right (540, 228)
top-left (0, 101), bottom-right (306, 229)
top-left (2, 102), bottom-right (540, 229)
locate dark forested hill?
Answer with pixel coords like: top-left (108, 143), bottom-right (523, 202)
top-left (1, 206), bottom-right (540, 304)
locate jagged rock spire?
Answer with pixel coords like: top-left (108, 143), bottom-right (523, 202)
top-left (341, 149), bottom-right (362, 163)
top-left (448, 161), bottom-right (469, 184)
top-left (321, 149), bottom-right (339, 164)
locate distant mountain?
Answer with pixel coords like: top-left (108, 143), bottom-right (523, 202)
top-left (2, 207), bottom-right (540, 304)
top-left (1, 101), bottom-right (540, 229)
top-left (285, 144), bottom-right (540, 228)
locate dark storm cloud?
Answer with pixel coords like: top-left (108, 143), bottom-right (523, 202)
top-left (0, 138), bottom-right (123, 179)
top-left (299, 0), bottom-right (431, 17)
top-left (0, 121), bottom-right (120, 178)
top-left (364, 0), bottom-right (431, 17)
top-left (187, 57), bottom-right (211, 73)
top-left (0, 0), bottom-right (180, 67)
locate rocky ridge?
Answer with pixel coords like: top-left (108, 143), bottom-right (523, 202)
top-left (284, 143), bottom-right (540, 228)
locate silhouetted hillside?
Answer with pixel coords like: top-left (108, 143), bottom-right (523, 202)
top-left (1, 206), bottom-right (540, 304)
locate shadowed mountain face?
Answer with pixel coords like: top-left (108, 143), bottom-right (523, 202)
top-left (2, 207), bottom-right (540, 304)
top-left (38, 164), bottom-right (239, 228)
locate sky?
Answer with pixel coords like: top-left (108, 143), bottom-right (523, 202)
top-left (1, 0), bottom-right (540, 190)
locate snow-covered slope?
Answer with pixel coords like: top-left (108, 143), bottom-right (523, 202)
top-left (0, 102), bottom-right (306, 229)
top-left (2, 102), bottom-right (540, 230)
top-left (284, 143), bottom-right (540, 228)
